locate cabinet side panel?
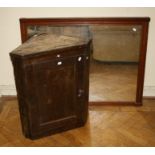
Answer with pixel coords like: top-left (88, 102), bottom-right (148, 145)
top-left (76, 48), bottom-right (90, 125)
top-left (10, 57), bottom-right (31, 138)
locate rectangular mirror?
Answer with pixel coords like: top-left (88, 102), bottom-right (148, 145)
top-left (20, 18), bottom-right (150, 105)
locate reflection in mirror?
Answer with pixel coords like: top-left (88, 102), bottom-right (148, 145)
top-left (89, 25), bottom-right (142, 102)
top-left (27, 25), bottom-right (91, 40)
top-left (27, 24), bottom-right (142, 103)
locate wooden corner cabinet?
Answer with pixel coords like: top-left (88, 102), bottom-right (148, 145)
top-left (10, 34), bottom-right (91, 139)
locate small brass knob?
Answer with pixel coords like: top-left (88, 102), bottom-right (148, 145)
top-left (57, 54), bottom-right (61, 58)
top-left (78, 56), bottom-right (82, 61)
top-left (57, 61), bottom-right (62, 65)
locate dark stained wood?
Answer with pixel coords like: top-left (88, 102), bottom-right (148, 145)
top-left (89, 101), bottom-right (139, 106)
top-left (20, 18), bottom-right (150, 43)
top-left (143, 96), bottom-right (155, 100)
top-left (136, 21), bottom-right (150, 105)
top-left (10, 34), bottom-right (91, 139)
top-left (19, 17), bottom-right (150, 106)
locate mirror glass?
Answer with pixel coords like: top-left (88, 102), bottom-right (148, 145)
top-left (89, 24), bottom-right (142, 102)
top-left (27, 24), bottom-right (142, 102)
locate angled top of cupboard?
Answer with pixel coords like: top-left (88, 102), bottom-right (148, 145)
top-left (10, 33), bottom-right (91, 57)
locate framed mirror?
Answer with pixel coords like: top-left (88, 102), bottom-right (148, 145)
top-left (20, 17), bottom-right (150, 105)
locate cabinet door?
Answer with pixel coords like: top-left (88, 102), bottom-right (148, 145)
top-left (25, 55), bottom-right (88, 138)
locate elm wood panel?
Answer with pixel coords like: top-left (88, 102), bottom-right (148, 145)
top-left (35, 66), bottom-right (76, 125)
top-left (24, 69), bottom-right (78, 138)
top-left (30, 57), bottom-right (77, 127)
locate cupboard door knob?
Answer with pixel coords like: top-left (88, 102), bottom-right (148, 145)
top-left (78, 56), bottom-right (82, 61)
top-left (57, 61), bottom-right (62, 65)
top-left (57, 54), bottom-right (61, 58)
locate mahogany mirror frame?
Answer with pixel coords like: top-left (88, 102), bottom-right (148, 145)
top-left (19, 17), bottom-right (150, 106)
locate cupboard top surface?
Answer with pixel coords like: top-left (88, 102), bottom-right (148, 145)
top-left (11, 34), bottom-right (90, 56)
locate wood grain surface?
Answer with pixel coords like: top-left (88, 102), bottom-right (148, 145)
top-left (0, 97), bottom-right (155, 146)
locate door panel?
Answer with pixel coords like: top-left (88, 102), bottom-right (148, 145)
top-left (27, 55), bottom-right (83, 136)
top-left (35, 64), bottom-right (76, 124)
